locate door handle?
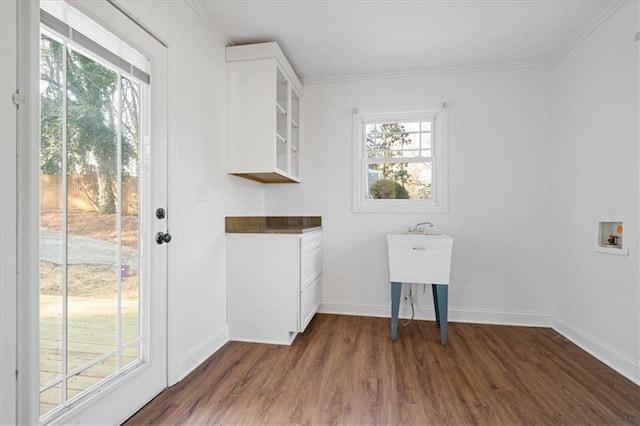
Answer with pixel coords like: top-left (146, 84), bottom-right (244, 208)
top-left (155, 231), bottom-right (172, 245)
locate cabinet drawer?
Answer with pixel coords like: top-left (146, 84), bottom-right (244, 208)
top-left (300, 275), bottom-right (321, 332)
top-left (301, 246), bottom-right (322, 291)
top-left (302, 231), bottom-right (322, 254)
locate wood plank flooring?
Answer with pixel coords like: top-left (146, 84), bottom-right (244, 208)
top-left (126, 314), bottom-right (639, 425)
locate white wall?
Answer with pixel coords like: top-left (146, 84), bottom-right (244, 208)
top-left (266, 68), bottom-right (553, 326)
top-left (551, 1), bottom-right (639, 383)
top-left (118, 1), bottom-right (265, 382)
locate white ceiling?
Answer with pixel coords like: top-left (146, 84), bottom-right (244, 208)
top-left (193, 0), bottom-right (619, 83)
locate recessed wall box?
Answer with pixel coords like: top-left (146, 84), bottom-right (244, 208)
top-left (596, 221), bottom-right (628, 256)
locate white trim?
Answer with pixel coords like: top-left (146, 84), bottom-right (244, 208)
top-left (226, 42), bottom-right (303, 97)
top-left (595, 246), bottom-right (629, 256)
top-left (352, 106), bottom-right (449, 214)
top-left (176, 327), bottom-right (229, 382)
top-left (550, 0), bottom-right (627, 65)
top-left (552, 317), bottom-right (639, 385)
top-left (16, 0), bottom-right (41, 423)
top-left (304, 60), bottom-right (551, 86)
top-left (319, 301), bottom-right (552, 328)
top-left (46, 361), bottom-right (152, 425)
top-left (230, 336), bottom-right (296, 346)
top-left (0, 1), bottom-right (18, 424)
top-left (166, 43), bottom-right (180, 387)
top-left (184, 0), bottom-right (233, 47)
top-left (638, 0), bottom-right (640, 388)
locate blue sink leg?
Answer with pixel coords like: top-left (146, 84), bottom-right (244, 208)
top-left (391, 282), bottom-right (402, 340)
top-left (433, 284), bottom-right (448, 345)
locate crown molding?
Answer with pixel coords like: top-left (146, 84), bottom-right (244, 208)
top-left (185, 0), bottom-right (234, 47)
top-left (551, 0), bottom-right (627, 65)
top-left (302, 59), bottom-right (552, 86)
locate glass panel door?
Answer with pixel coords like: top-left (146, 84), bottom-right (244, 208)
top-left (39, 19), bottom-right (146, 420)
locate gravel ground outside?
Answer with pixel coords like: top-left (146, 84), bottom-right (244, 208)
top-left (39, 211), bottom-right (140, 299)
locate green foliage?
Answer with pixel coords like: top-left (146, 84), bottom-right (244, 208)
top-left (40, 38), bottom-right (63, 175)
top-left (369, 179), bottom-right (409, 199)
top-left (366, 123), bottom-right (411, 185)
top-left (40, 35), bottom-right (139, 214)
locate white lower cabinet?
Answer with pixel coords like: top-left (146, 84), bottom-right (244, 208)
top-left (227, 229), bottom-right (322, 344)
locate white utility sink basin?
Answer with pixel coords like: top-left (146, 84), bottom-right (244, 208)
top-left (387, 233), bottom-right (453, 284)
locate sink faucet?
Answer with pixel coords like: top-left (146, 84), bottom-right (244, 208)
top-left (408, 222), bottom-right (433, 233)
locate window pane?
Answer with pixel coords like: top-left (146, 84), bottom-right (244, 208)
top-left (40, 384), bottom-right (63, 417)
top-left (365, 123), bottom-right (382, 136)
top-left (366, 136), bottom-right (384, 158)
top-left (421, 132), bottom-right (432, 154)
top-left (40, 34), bottom-right (64, 397)
top-left (65, 46), bottom-right (119, 373)
top-left (67, 355), bottom-right (118, 401)
top-left (121, 76), bottom-right (140, 352)
top-left (365, 162), bottom-right (433, 200)
top-left (398, 122), bottom-right (419, 132)
top-left (122, 342), bottom-right (139, 368)
top-left (366, 121), bottom-right (432, 159)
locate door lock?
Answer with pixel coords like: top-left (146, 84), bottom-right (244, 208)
top-left (156, 208), bottom-right (166, 219)
top-left (155, 231), bottom-right (172, 245)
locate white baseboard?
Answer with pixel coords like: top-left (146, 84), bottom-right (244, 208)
top-left (319, 301), bottom-right (552, 327)
top-left (176, 326), bottom-right (229, 383)
top-left (552, 316), bottom-right (640, 385)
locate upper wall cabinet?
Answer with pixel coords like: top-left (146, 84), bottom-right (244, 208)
top-left (226, 42), bottom-right (303, 183)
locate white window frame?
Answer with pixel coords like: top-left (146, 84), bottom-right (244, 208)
top-left (352, 105), bottom-right (449, 213)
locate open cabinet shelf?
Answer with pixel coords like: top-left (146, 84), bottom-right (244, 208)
top-left (226, 42), bottom-right (303, 183)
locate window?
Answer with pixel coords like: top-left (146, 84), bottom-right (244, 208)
top-left (352, 106), bottom-right (448, 213)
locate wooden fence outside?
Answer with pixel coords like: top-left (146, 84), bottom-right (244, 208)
top-left (41, 174), bottom-right (138, 215)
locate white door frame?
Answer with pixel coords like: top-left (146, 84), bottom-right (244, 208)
top-left (0, 1), bottom-right (19, 424)
top-left (16, 1), bottom-right (170, 423)
top-left (16, 0), bottom-right (42, 422)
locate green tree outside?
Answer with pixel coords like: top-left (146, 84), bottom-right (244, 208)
top-left (366, 123), bottom-right (411, 186)
top-left (40, 35), bottom-right (139, 214)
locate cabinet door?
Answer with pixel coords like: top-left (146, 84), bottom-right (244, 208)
top-left (301, 246), bottom-right (322, 292)
top-left (301, 230), bottom-right (322, 252)
top-left (300, 275), bottom-right (322, 332)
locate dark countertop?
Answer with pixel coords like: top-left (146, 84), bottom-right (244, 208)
top-left (225, 216), bottom-right (322, 234)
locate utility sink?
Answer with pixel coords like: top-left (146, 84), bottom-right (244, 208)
top-left (387, 232), bottom-right (454, 344)
top-left (387, 233), bottom-right (454, 285)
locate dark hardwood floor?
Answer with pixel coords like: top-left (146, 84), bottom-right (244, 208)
top-left (126, 314), bottom-right (639, 425)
